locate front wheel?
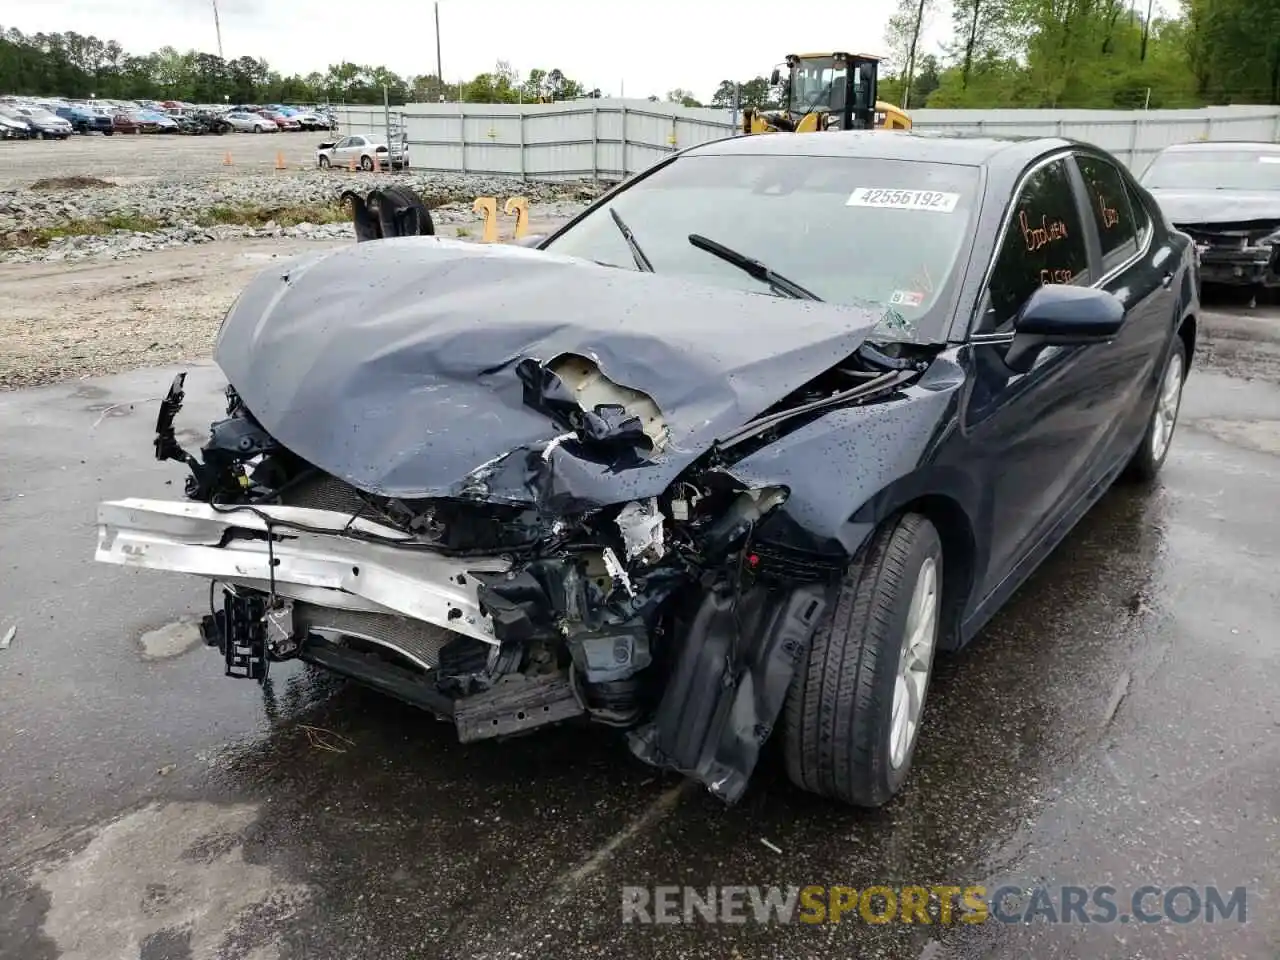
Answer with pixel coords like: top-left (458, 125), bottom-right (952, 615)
top-left (318, 155), bottom-right (330, 169)
top-left (783, 512), bottom-right (944, 807)
top-left (1122, 335), bottom-right (1187, 483)
top-left (360, 155), bottom-right (374, 171)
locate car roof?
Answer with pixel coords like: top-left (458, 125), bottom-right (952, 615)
top-left (684, 130), bottom-right (1073, 168)
top-left (1155, 139), bottom-right (1280, 155)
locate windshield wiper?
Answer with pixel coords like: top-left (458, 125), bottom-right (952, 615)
top-left (688, 233), bottom-right (822, 300)
top-left (609, 208), bottom-right (653, 272)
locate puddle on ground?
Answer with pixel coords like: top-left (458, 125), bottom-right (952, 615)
top-left (138, 619), bottom-right (203, 661)
top-left (30, 801), bottom-right (307, 960)
top-left (1190, 417), bottom-right (1280, 456)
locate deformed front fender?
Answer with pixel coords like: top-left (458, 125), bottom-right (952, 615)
top-left (628, 582), bottom-right (830, 804)
top-left (726, 351), bottom-right (970, 558)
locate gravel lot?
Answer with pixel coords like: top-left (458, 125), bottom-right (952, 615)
top-left (0, 207), bottom-right (579, 390)
top-left (0, 129), bottom-right (371, 188)
top-left (0, 130), bottom-right (602, 265)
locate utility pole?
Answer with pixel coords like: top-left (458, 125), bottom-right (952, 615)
top-left (435, 2), bottom-right (445, 101)
top-left (902, 0), bottom-right (928, 110)
top-left (1140, 0), bottom-right (1154, 61)
top-left (211, 0), bottom-right (224, 59)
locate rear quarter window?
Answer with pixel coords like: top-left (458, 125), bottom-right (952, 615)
top-left (1075, 155), bottom-right (1139, 271)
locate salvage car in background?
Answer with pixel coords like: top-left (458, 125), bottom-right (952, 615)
top-left (111, 111), bottom-right (140, 135)
top-left (96, 132), bottom-right (1198, 808)
top-left (1142, 140), bottom-right (1280, 295)
top-left (259, 109), bottom-right (300, 132)
top-left (56, 103), bottom-right (114, 135)
top-left (293, 111), bottom-right (335, 131)
top-left (10, 105), bottom-right (73, 139)
top-left (0, 106), bottom-right (32, 138)
top-left (316, 133), bottom-right (409, 170)
top-left (223, 111), bottom-right (277, 133)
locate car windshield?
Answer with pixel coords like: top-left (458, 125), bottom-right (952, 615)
top-left (541, 152), bottom-right (981, 343)
top-left (1142, 148), bottom-right (1280, 191)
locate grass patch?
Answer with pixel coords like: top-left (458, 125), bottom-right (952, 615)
top-left (29, 175), bottom-right (117, 191)
top-left (1, 203), bottom-right (351, 251)
top-left (195, 203), bottom-right (348, 228)
top-left (0, 213), bottom-right (165, 249)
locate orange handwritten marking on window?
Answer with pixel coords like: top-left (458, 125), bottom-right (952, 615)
top-left (1040, 268), bottom-right (1075, 285)
top-left (1096, 193), bottom-right (1119, 229)
top-left (1020, 210), bottom-right (1069, 252)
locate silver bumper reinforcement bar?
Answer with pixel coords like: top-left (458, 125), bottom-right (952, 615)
top-left (95, 498), bottom-right (510, 646)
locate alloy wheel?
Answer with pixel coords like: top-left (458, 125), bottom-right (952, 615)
top-left (1149, 350), bottom-right (1184, 462)
top-left (889, 555), bottom-right (940, 770)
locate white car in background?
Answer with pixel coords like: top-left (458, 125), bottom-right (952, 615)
top-left (224, 112), bottom-right (278, 133)
top-left (316, 134), bottom-right (410, 171)
top-left (293, 112), bottom-right (336, 131)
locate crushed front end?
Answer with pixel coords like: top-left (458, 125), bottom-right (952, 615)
top-left (1181, 220), bottom-right (1280, 288)
top-left (95, 240), bottom-right (929, 802)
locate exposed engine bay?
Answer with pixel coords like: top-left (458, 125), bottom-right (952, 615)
top-left (96, 238), bottom-right (940, 802)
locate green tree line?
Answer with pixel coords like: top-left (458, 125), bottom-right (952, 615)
top-left (708, 0), bottom-right (1280, 111)
top-left (0, 27), bottom-right (597, 106)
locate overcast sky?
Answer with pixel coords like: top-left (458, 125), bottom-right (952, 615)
top-left (4, 0), bottom-right (958, 101)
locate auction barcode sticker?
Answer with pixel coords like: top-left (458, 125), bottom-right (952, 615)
top-left (847, 188), bottom-right (961, 212)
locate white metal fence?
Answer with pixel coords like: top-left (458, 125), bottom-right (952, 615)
top-left (911, 106), bottom-right (1280, 176)
top-left (333, 101), bottom-right (1280, 181)
top-left (335, 100), bottom-right (737, 180)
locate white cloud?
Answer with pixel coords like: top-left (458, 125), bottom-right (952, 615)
top-left (4, 0), bottom-right (957, 101)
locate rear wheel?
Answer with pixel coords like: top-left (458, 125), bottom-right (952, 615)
top-left (1123, 336), bottom-right (1186, 483)
top-left (783, 513), bottom-right (944, 807)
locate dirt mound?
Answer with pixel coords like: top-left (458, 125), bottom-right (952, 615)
top-left (29, 175), bottom-right (118, 191)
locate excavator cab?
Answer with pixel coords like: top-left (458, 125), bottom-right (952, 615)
top-left (744, 52), bottom-right (911, 135)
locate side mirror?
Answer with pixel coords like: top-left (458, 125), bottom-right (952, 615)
top-left (770, 68), bottom-right (781, 86)
top-left (1005, 285), bottom-right (1124, 371)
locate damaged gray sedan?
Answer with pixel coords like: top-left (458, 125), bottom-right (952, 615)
top-left (96, 132), bottom-right (1197, 807)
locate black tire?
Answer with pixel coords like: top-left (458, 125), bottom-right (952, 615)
top-left (104, 129), bottom-right (114, 136)
top-left (783, 512), bottom-right (944, 807)
top-left (1122, 335), bottom-right (1187, 483)
top-left (318, 155), bottom-right (330, 169)
top-left (360, 155), bottom-right (374, 172)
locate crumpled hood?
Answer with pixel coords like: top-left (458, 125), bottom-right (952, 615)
top-left (214, 237), bottom-right (880, 510)
top-left (1147, 188), bottom-right (1280, 227)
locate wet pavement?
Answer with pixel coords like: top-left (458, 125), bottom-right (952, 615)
top-left (0, 300), bottom-right (1277, 960)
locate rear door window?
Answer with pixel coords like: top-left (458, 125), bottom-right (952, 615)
top-left (978, 157), bottom-right (1090, 333)
top-left (1075, 155), bottom-right (1139, 271)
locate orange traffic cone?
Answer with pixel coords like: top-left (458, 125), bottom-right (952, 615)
top-left (222, 151), bottom-right (233, 166)
top-left (274, 151), bottom-right (287, 171)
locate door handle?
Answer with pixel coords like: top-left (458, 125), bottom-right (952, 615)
top-left (1161, 272), bottom-right (1175, 289)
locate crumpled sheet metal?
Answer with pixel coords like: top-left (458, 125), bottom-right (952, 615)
top-left (213, 238), bottom-right (880, 510)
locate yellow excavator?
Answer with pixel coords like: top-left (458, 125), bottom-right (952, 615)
top-left (743, 52), bottom-right (911, 135)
